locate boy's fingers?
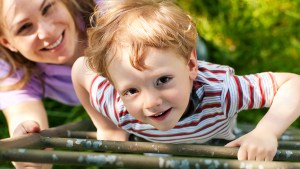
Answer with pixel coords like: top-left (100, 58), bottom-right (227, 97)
top-left (255, 155), bottom-right (265, 161)
top-left (265, 155), bottom-right (273, 161)
top-left (255, 149), bottom-right (266, 161)
top-left (245, 145), bottom-right (258, 161)
top-left (225, 138), bottom-right (240, 147)
top-left (265, 150), bottom-right (276, 161)
top-left (237, 146), bottom-right (247, 160)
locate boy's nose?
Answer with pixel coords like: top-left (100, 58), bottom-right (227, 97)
top-left (143, 91), bottom-right (162, 111)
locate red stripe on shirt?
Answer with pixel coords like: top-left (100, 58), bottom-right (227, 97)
top-left (225, 91), bottom-right (231, 116)
top-left (148, 121), bottom-right (230, 142)
top-left (127, 117), bottom-right (226, 138)
top-left (98, 80), bottom-right (109, 104)
top-left (234, 76), bottom-right (243, 110)
top-left (174, 112), bottom-right (224, 129)
top-left (119, 110), bottom-right (129, 117)
top-left (103, 103), bottom-right (109, 118)
top-left (204, 91), bottom-right (222, 97)
top-left (89, 75), bottom-right (100, 109)
top-left (195, 103), bottom-right (222, 113)
top-left (199, 67), bottom-right (227, 74)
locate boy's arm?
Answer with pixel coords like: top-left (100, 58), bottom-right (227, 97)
top-left (72, 57), bottom-right (129, 141)
top-left (226, 72), bottom-right (300, 161)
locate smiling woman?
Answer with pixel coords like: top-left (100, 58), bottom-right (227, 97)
top-left (0, 0), bottom-right (96, 168)
top-left (1, 0), bottom-right (79, 65)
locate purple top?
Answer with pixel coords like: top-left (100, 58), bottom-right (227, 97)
top-left (0, 59), bottom-right (80, 110)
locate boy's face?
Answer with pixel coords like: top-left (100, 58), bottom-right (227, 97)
top-left (108, 47), bottom-right (198, 131)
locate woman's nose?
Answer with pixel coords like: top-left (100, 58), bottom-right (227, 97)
top-left (37, 20), bottom-right (55, 40)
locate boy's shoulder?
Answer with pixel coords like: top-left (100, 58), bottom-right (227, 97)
top-left (197, 61), bottom-right (235, 75)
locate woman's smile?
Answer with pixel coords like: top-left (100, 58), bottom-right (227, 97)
top-left (42, 31), bottom-right (64, 51)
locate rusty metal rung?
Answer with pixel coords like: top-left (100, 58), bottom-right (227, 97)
top-left (1, 119), bottom-right (300, 169)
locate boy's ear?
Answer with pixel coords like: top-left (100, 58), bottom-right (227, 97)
top-left (0, 37), bottom-right (18, 52)
top-left (188, 49), bottom-right (198, 80)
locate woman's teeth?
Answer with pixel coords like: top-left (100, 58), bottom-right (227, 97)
top-left (154, 112), bottom-right (164, 117)
top-left (45, 35), bottom-right (63, 50)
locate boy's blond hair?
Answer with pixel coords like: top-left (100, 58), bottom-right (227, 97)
top-left (86, 0), bottom-right (197, 80)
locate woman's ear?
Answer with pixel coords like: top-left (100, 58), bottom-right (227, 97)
top-left (0, 37), bottom-right (18, 52)
top-left (188, 49), bottom-right (198, 80)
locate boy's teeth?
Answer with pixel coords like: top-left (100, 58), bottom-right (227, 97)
top-left (45, 36), bottom-right (63, 50)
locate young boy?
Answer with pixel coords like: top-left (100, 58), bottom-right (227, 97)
top-left (72, 0), bottom-right (300, 161)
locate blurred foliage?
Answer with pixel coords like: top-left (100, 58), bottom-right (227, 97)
top-left (1, 0), bottom-right (300, 168)
top-left (178, 0), bottom-right (300, 74)
top-left (177, 0), bottom-right (300, 127)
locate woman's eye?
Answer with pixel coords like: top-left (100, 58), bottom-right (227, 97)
top-left (17, 23), bottom-right (32, 34)
top-left (42, 2), bottom-right (55, 15)
top-left (123, 88), bottom-right (139, 96)
top-left (156, 76), bottom-right (172, 86)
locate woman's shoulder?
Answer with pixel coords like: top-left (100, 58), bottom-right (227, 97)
top-left (0, 59), bottom-right (25, 86)
top-left (0, 59), bottom-right (14, 78)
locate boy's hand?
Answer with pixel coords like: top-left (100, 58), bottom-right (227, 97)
top-left (225, 129), bottom-right (278, 161)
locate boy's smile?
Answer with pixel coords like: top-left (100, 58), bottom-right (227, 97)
top-left (108, 47), bottom-right (198, 131)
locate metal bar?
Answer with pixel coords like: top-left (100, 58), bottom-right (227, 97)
top-left (64, 131), bottom-right (96, 139)
top-left (280, 135), bottom-right (300, 141)
top-left (38, 129), bottom-right (300, 151)
top-left (0, 133), bottom-right (42, 149)
top-left (279, 141), bottom-right (300, 150)
top-left (2, 131), bottom-right (300, 161)
top-left (40, 119), bottom-right (96, 138)
top-left (1, 148), bottom-right (300, 169)
top-left (43, 137), bottom-right (237, 158)
top-left (42, 137), bottom-right (300, 162)
top-left (2, 120), bottom-right (300, 168)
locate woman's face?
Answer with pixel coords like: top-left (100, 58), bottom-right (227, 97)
top-left (0, 0), bottom-right (79, 65)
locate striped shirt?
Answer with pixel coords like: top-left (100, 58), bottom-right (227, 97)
top-left (90, 61), bottom-right (277, 143)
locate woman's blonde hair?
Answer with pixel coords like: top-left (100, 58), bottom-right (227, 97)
top-left (86, 0), bottom-right (197, 81)
top-left (0, 0), bottom-right (95, 91)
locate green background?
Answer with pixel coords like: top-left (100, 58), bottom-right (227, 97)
top-left (1, 0), bottom-right (300, 168)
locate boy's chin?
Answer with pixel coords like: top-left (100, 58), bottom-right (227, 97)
top-left (153, 123), bottom-right (176, 131)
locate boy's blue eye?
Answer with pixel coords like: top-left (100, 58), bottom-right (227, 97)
top-left (124, 88), bottom-right (139, 96)
top-left (156, 76), bottom-right (172, 86)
